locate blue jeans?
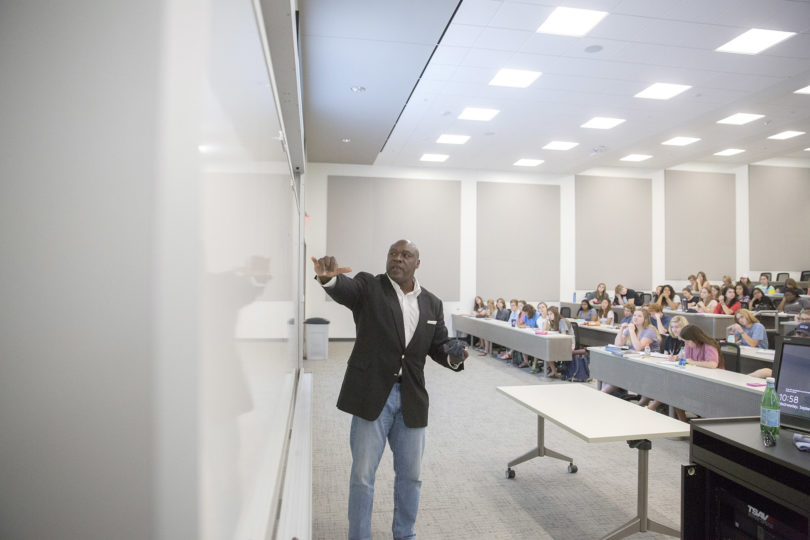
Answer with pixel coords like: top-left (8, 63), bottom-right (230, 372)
top-left (348, 383), bottom-right (425, 540)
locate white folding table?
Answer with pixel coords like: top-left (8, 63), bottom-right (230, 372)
top-left (498, 384), bottom-right (689, 540)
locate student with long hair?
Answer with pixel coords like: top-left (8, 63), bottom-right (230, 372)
top-left (601, 308), bottom-right (660, 395)
top-left (750, 287), bottom-right (775, 311)
top-left (735, 282), bottom-right (751, 306)
top-left (642, 315), bottom-right (689, 411)
top-left (576, 299), bottom-right (597, 321)
top-left (656, 284), bottom-right (680, 310)
top-left (673, 325), bottom-right (723, 421)
top-left (597, 298), bottom-right (614, 325)
top-left (687, 274), bottom-right (699, 292)
top-left (515, 304), bottom-right (539, 368)
top-left (536, 306), bottom-right (571, 378)
top-left (536, 301), bottom-right (550, 331)
top-left (729, 309), bottom-right (768, 349)
top-left (714, 285), bottom-right (741, 315)
top-left (587, 282), bottom-right (610, 308)
top-left (755, 273), bottom-right (776, 295)
top-left (695, 271), bottom-right (709, 291)
top-left (696, 287), bottom-right (718, 313)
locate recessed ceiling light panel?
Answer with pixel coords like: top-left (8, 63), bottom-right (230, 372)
top-left (768, 130), bottom-right (805, 140)
top-left (620, 154), bottom-right (652, 162)
top-left (635, 83), bottom-right (691, 100)
top-left (489, 68), bottom-right (541, 88)
top-left (795, 84), bottom-right (810, 95)
top-left (420, 153), bottom-right (449, 162)
top-left (514, 159), bottom-right (544, 167)
top-left (543, 141), bottom-right (578, 150)
top-left (717, 113), bottom-right (764, 125)
top-left (716, 28), bottom-right (796, 55)
top-left (662, 136), bottom-right (701, 146)
top-left (537, 7), bottom-right (607, 37)
top-left (436, 134), bottom-right (470, 144)
top-left (458, 107), bottom-right (499, 121)
top-left (581, 117), bottom-right (625, 129)
top-left (714, 148), bottom-right (745, 156)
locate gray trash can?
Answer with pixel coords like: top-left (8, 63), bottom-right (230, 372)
top-left (304, 317), bottom-right (330, 360)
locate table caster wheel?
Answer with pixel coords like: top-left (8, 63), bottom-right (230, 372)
top-left (568, 463), bottom-right (578, 473)
top-left (506, 468), bottom-right (515, 479)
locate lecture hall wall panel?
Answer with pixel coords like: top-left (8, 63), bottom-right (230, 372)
top-left (665, 169), bottom-right (736, 282)
top-left (575, 174), bottom-right (652, 291)
top-left (326, 175), bottom-right (462, 301)
top-left (749, 165), bottom-right (810, 271)
top-left (476, 182), bottom-right (561, 301)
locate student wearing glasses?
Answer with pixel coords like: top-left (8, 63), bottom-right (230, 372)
top-left (728, 309), bottom-right (768, 349)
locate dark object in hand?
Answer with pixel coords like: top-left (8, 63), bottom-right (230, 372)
top-left (443, 339), bottom-right (467, 360)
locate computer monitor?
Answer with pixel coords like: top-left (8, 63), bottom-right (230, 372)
top-left (772, 335), bottom-right (810, 434)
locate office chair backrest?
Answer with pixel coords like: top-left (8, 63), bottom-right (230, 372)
top-left (801, 270), bottom-right (810, 282)
top-left (720, 341), bottom-right (738, 372)
top-left (569, 321), bottom-right (583, 351)
top-left (760, 272), bottom-right (772, 281)
top-left (560, 306), bottom-right (571, 318)
top-left (642, 292), bottom-right (652, 305)
top-left (776, 272), bottom-right (789, 282)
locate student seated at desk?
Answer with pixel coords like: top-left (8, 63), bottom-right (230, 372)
top-left (735, 282), bottom-right (751, 307)
top-left (680, 287), bottom-right (698, 309)
top-left (494, 297), bottom-right (510, 321)
top-left (778, 277), bottom-right (800, 294)
top-left (538, 306), bottom-right (569, 377)
top-left (586, 282), bottom-right (610, 308)
top-left (738, 274), bottom-right (753, 291)
top-left (515, 304), bottom-right (539, 368)
top-left (687, 274), bottom-right (699, 293)
top-left (596, 298), bottom-right (614, 325)
top-left (536, 301), bottom-right (550, 331)
top-left (647, 303), bottom-right (671, 335)
top-left (695, 271), bottom-right (709, 292)
top-left (641, 315), bottom-right (688, 411)
top-left (749, 314), bottom-right (810, 379)
top-left (656, 284), bottom-right (680, 311)
top-left (696, 287), bottom-right (717, 314)
top-left (729, 309), bottom-right (768, 349)
top-left (498, 299), bottom-right (521, 361)
top-left (619, 303), bottom-right (635, 324)
top-left (778, 287), bottom-right (810, 314)
top-left (755, 273), bottom-right (776, 295)
top-left (675, 325), bottom-right (724, 422)
top-left (721, 275), bottom-right (734, 289)
top-left (601, 309), bottom-right (660, 396)
top-left (714, 286), bottom-right (742, 315)
top-left (750, 288), bottom-right (775, 311)
top-left (576, 299), bottom-right (597, 322)
top-left (613, 284), bottom-right (637, 306)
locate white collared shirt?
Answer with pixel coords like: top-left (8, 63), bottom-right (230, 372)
top-left (386, 274), bottom-right (421, 347)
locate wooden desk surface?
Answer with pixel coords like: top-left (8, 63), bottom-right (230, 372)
top-left (497, 384), bottom-right (688, 443)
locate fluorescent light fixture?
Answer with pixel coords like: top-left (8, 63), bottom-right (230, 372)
top-left (458, 107), bottom-right (499, 121)
top-left (537, 7), bottom-right (607, 37)
top-left (805, 147), bottom-right (810, 151)
top-left (662, 136), bottom-right (701, 146)
top-left (767, 130), bottom-right (805, 140)
top-left (489, 68), bottom-right (541, 88)
top-left (717, 113), bottom-right (764, 125)
top-left (420, 153), bottom-right (449, 162)
top-left (635, 82), bottom-right (691, 100)
top-left (714, 148), bottom-right (745, 156)
top-left (436, 134), bottom-right (470, 144)
top-left (620, 154), bottom-right (652, 162)
top-left (198, 144), bottom-right (217, 153)
top-left (543, 141), bottom-right (578, 150)
top-left (716, 28), bottom-right (795, 55)
top-left (581, 116), bottom-right (625, 129)
top-left (795, 84), bottom-right (810, 94)
top-left (513, 159), bottom-right (544, 167)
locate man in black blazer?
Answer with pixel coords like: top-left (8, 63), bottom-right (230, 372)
top-left (312, 239), bottom-right (467, 540)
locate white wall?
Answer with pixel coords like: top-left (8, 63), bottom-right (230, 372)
top-left (305, 161), bottom-right (809, 338)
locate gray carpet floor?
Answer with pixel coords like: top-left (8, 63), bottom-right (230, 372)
top-left (306, 341), bottom-right (689, 539)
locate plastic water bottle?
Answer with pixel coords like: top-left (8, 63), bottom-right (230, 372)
top-left (678, 349), bottom-right (686, 368)
top-left (643, 345), bottom-right (650, 358)
top-left (761, 377), bottom-right (780, 447)
top-left (573, 292), bottom-right (577, 303)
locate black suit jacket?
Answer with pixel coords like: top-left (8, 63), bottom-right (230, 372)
top-left (325, 272), bottom-right (462, 428)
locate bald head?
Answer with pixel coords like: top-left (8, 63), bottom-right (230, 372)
top-left (386, 239), bottom-right (420, 291)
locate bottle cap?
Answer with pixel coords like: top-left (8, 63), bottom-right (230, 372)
top-left (766, 376), bottom-right (775, 383)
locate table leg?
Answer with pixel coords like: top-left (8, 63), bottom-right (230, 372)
top-left (506, 416), bottom-right (576, 478)
top-left (600, 440), bottom-right (679, 540)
